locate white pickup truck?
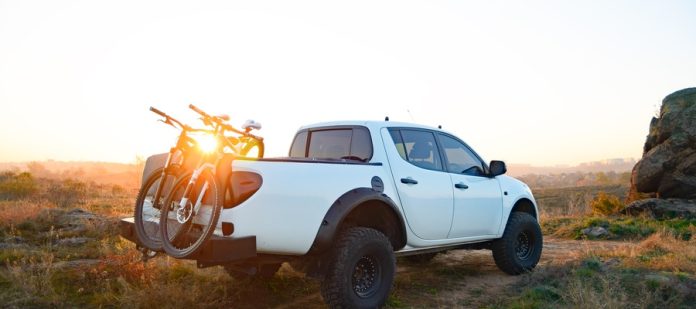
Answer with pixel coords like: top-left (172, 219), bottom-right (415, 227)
top-left (121, 120), bottom-right (542, 308)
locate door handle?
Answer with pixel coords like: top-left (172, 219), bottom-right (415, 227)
top-left (400, 177), bottom-right (418, 185)
top-left (455, 182), bottom-right (469, 189)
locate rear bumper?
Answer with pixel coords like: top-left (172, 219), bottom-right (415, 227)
top-left (119, 217), bottom-right (257, 266)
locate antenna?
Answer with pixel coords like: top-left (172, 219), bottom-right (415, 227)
top-left (406, 109), bottom-right (415, 121)
top-left (438, 125), bottom-right (442, 129)
top-left (384, 116), bottom-right (389, 121)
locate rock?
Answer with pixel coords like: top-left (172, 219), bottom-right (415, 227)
top-left (582, 226), bottom-right (608, 238)
top-left (631, 87), bottom-right (696, 199)
top-left (55, 237), bottom-right (93, 246)
top-left (622, 198), bottom-right (696, 219)
top-left (63, 208), bottom-right (102, 222)
top-left (59, 224), bottom-right (88, 234)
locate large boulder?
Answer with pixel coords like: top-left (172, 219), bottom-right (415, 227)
top-left (623, 198), bottom-right (696, 219)
top-left (631, 88), bottom-right (696, 199)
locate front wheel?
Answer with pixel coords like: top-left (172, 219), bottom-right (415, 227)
top-left (492, 212), bottom-right (543, 275)
top-left (133, 167), bottom-right (178, 251)
top-left (320, 227), bottom-right (395, 309)
top-left (160, 169), bottom-right (223, 259)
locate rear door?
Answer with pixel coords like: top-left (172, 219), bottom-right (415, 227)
top-left (386, 129), bottom-right (453, 240)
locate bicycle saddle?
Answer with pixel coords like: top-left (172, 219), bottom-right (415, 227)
top-left (242, 119), bottom-right (262, 131)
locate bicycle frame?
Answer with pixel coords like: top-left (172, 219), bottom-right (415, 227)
top-left (146, 107), bottom-right (210, 212)
top-left (166, 104), bottom-right (265, 226)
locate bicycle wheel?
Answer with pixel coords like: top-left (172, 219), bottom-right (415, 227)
top-left (133, 167), bottom-right (178, 250)
top-left (240, 138), bottom-right (264, 158)
top-left (160, 169), bottom-right (223, 259)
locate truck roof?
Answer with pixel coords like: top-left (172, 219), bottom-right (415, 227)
top-left (299, 120), bottom-right (445, 133)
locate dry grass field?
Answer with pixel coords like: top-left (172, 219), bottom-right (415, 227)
top-left (1, 171), bottom-right (694, 308)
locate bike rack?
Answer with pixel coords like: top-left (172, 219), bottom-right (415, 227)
top-left (119, 218), bottom-right (257, 266)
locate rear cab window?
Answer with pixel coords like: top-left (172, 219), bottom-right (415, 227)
top-left (388, 129), bottom-right (443, 171)
top-left (289, 126), bottom-right (373, 162)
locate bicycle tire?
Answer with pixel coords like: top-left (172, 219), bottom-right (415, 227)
top-left (133, 167), bottom-right (178, 250)
top-left (160, 169), bottom-right (223, 259)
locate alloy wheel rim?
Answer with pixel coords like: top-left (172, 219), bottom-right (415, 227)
top-left (352, 255), bottom-right (381, 298)
top-left (515, 231), bottom-right (533, 260)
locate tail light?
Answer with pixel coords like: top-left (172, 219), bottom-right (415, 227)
top-left (224, 172), bottom-right (262, 208)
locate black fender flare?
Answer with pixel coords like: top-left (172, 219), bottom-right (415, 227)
top-left (308, 187), bottom-right (407, 254)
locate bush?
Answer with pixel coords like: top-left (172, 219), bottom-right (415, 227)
top-left (590, 192), bottom-right (624, 216)
top-left (0, 172), bottom-right (38, 200)
top-left (46, 179), bottom-right (88, 208)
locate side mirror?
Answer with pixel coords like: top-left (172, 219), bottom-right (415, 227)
top-left (489, 160), bottom-right (507, 177)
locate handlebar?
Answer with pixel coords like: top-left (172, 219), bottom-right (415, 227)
top-left (150, 106), bottom-right (167, 118)
top-left (150, 106), bottom-right (213, 133)
top-left (188, 104), bottom-right (260, 139)
top-left (188, 104), bottom-right (209, 119)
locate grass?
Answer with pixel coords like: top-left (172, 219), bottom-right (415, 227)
top-left (0, 174), bottom-right (329, 308)
top-left (1, 173), bottom-right (695, 308)
top-left (543, 216), bottom-right (696, 241)
top-left (496, 232), bottom-right (696, 308)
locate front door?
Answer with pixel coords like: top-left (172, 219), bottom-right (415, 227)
top-left (385, 129), bottom-right (453, 240)
top-left (436, 133), bottom-right (503, 238)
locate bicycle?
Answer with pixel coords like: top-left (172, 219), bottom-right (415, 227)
top-left (159, 104), bottom-right (265, 258)
top-left (133, 107), bottom-right (212, 252)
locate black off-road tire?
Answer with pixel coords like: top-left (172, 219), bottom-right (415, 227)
top-left (492, 212), bottom-right (543, 275)
top-left (160, 170), bottom-right (222, 259)
top-left (320, 227), bottom-right (395, 309)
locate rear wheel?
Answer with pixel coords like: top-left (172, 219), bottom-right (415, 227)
top-left (320, 227), bottom-right (395, 309)
top-left (240, 137), bottom-right (264, 158)
top-left (160, 169), bottom-right (222, 259)
top-left (133, 167), bottom-right (178, 251)
top-left (492, 212), bottom-right (543, 275)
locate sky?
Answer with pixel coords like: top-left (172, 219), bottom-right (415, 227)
top-left (0, 0), bottom-right (695, 166)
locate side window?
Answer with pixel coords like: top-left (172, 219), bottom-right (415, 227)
top-left (289, 131), bottom-right (308, 157)
top-left (389, 130), bottom-right (407, 161)
top-left (390, 129), bottom-right (443, 171)
top-left (438, 134), bottom-right (485, 176)
top-left (349, 127), bottom-right (372, 161)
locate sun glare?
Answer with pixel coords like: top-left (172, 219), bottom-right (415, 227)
top-left (195, 134), bottom-right (218, 153)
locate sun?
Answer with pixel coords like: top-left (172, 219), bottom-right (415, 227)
top-left (195, 134), bottom-right (218, 153)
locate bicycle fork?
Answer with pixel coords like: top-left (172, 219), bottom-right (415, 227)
top-left (176, 163), bottom-right (215, 224)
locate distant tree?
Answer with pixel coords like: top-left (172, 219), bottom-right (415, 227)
top-left (595, 172), bottom-right (609, 185)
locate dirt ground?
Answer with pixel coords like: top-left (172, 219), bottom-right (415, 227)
top-left (272, 238), bottom-right (637, 308)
